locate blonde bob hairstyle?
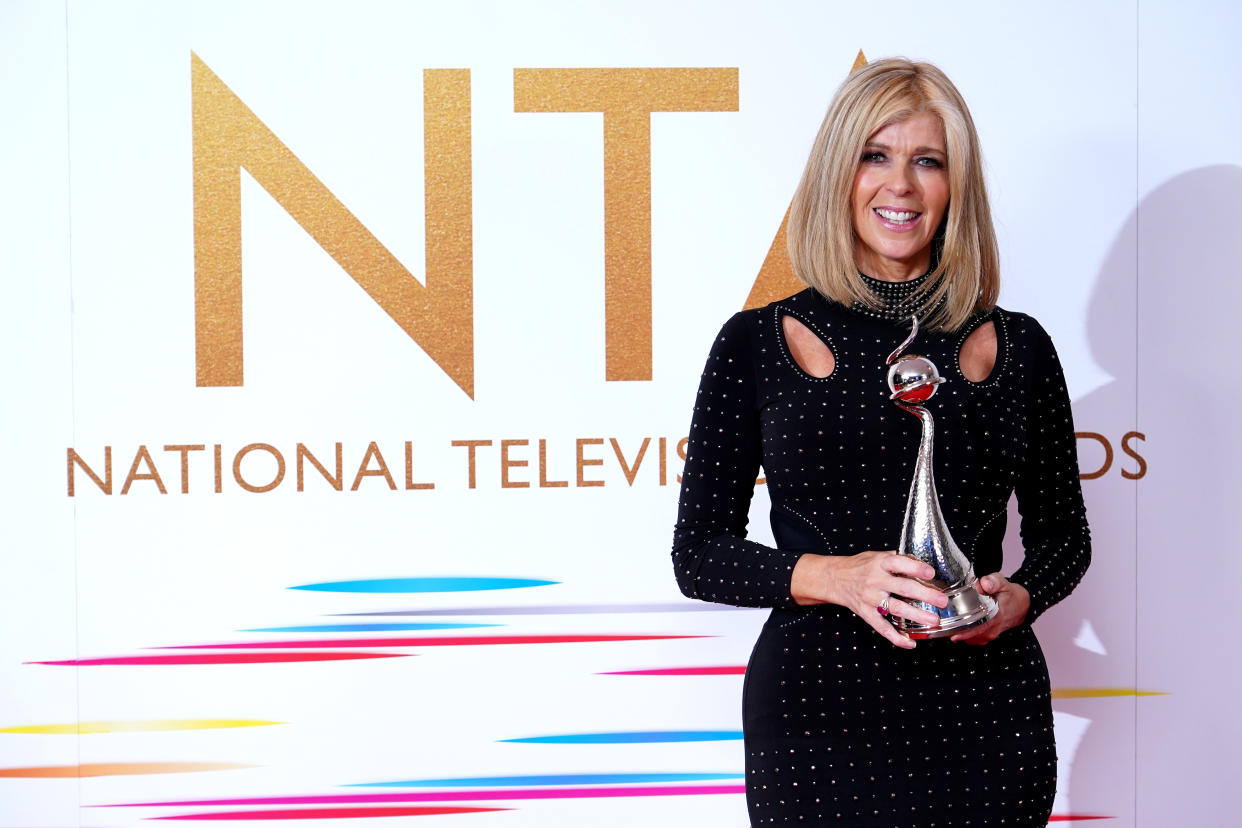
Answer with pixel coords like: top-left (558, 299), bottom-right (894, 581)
top-left (787, 57), bottom-right (999, 332)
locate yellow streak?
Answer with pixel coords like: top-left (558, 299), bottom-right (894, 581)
top-left (1052, 687), bottom-right (1168, 699)
top-left (0, 719), bottom-right (281, 735)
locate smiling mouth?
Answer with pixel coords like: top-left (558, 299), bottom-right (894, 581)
top-left (874, 208), bottom-right (921, 226)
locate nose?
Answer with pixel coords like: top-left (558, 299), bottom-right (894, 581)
top-left (884, 164), bottom-right (916, 196)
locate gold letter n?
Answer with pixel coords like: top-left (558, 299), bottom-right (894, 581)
top-left (192, 54), bottom-right (474, 397)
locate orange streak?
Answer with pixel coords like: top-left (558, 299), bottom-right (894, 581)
top-left (0, 762), bottom-right (252, 778)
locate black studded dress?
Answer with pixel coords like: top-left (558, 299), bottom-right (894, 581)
top-left (672, 276), bottom-right (1090, 826)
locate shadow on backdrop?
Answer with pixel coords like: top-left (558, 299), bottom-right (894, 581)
top-left (999, 164), bottom-right (1242, 824)
top-left (1130, 164), bottom-right (1242, 824)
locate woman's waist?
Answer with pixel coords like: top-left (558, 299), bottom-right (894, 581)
top-left (768, 499), bottom-right (1007, 564)
top-left (758, 605), bottom-right (1042, 663)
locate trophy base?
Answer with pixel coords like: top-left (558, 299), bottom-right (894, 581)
top-left (892, 584), bottom-right (998, 640)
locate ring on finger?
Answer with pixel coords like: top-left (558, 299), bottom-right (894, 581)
top-left (876, 595), bottom-right (891, 616)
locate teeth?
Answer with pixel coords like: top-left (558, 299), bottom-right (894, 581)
top-left (875, 208), bottom-right (918, 223)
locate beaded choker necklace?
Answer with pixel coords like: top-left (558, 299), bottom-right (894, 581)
top-left (853, 271), bottom-right (937, 322)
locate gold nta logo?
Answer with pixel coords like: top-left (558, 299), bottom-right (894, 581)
top-left (193, 54), bottom-right (814, 398)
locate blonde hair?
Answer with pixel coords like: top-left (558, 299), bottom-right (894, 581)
top-left (787, 57), bottom-right (999, 332)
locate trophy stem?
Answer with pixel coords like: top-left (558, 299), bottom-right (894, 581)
top-left (892, 404), bottom-right (997, 638)
top-left (899, 406), bottom-right (956, 589)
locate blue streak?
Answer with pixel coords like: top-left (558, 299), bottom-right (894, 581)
top-left (290, 577), bottom-right (557, 593)
top-left (349, 772), bottom-right (743, 788)
top-left (241, 623), bottom-right (499, 633)
top-left (501, 731), bottom-right (744, 744)
top-left (334, 602), bottom-right (745, 617)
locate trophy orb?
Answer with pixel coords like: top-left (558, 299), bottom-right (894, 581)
top-left (886, 355), bottom-right (943, 404)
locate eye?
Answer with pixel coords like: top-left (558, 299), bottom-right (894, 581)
top-left (861, 151), bottom-right (886, 164)
top-left (915, 156), bottom-right (944, 168)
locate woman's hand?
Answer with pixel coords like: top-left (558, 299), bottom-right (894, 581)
top-left (791, 551), bottom-right (949, 649)
top-left (949, 573), bottom-right (1030, 645)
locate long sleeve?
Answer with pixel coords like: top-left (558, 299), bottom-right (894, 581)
top-left (1008, 318), bottom-right (1092, 622)
top-left (671, 312), bottom-right (802, 608)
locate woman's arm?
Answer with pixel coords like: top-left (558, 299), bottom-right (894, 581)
top-left (671, 312), bottom-right (948, 645)
top-left (671, 312), bottom-right (803, 608)
top-left (1006, 318), bottom-right (1092, 621)
top-left (954, 316), bottom-right (1091, 642)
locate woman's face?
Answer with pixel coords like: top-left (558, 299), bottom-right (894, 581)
top-left (850, 111), bottom-right (950, 282)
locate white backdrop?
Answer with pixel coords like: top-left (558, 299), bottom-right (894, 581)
top-left (1, 1), bottom-right (1237, 826)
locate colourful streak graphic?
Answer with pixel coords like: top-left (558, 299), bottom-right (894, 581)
top-left (107, 784), bottom-right (746, 807)
top-left (241, 623), bottom-right (497, 633)
top-left (501, 731), bottom-right (743, 744)
top-left (159, 635), bottom-right (701, 650)
top-left (1051, 688), bottom-right (1168, 699)
top-left (290, 577), bottom-right (556, 593)
top-left (602, 666), bottom-right (745, 676)
top-left (30, 653), bottom-right (404, 666)
top-left (154, 806), bottom-right (507, 820)
top-left (1049, 817), bottom-right (1114, 822)
top-left (336, 602), bottom-right (742, 616)
top-left (0, 719), bottom-right (281, 735)
top-left (351, 772), bottom-right (744, 787)
top-left (0, 762), bottom-right (250, 778)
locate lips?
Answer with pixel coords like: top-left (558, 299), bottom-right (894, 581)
top-left (873, 207), bottom-right (922, 230)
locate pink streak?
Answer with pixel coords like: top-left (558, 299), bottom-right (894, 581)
top-left (104, 784), bottom-right (747, 808)
top-left (602, 666), bottom-right (745, 676)
top-left (156, 634), bottom-right (702, 650)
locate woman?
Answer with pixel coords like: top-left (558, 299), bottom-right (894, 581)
top-left (672, 58), bottom-right (1090, 826)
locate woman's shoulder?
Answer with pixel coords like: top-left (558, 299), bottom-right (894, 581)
top-left (991, 306), bottom-right (1053, 340)
top-left (739, 287), bottom-right (820, 317)
top-left (988, 306), bottom-right (1064, 365)
top-left (713, 287), bottom-right (820, 334)
top-left (743, 287), bottom-right (833, 331)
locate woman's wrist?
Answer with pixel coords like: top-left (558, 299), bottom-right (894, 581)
top-left (791, 553), bottom-right (835, 606)
top-left (1006, 580), bottom-right (1032, 625)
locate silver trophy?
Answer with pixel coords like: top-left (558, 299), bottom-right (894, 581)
top-left (884, 317), bottom-right (997, 639)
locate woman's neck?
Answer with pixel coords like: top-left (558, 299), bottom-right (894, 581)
top-left (854, 248), bottom-right (932, 283)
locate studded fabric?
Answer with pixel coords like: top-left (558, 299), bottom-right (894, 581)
top-left (849, 269), bottom-right (943, 322)
top-left (671, 284), bottom-right (1090, 825)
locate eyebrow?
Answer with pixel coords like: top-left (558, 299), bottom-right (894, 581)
top-left (864, 142), bottom-right (946, 156)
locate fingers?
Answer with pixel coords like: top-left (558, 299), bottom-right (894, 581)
top-left (951, 617), bottom-right (999, 645)
top-left (866, 551), bottom-right (945, 631)
top-left (883, 553), bottom-right (938, 582)
top-left (859, 585), bottom-right (917, 649)
top-left (864, 570), bottom-right (1021, 647)
top-left (877, 555), bottom-right (949, 609)
top-left (976, 573), bottom-right (1007, 594)
top-left (883, 574), bottom-right (948, 610)
top-left (839, 551), bottom-right (956, 648)
top-left (862, 604), bottom-right (917, 649)
top-left (950, 573), bottom-right (1022, 644)
top-left (881, 594), bottom-right (941, 628)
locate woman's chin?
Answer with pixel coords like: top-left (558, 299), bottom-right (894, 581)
top-left (856, 248), bottom-right (932, 280)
